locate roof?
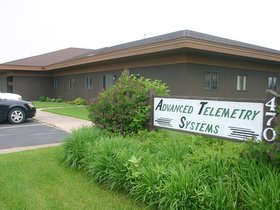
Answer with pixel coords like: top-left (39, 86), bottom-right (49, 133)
top-left (86, 29), bottom-right (280, 56)
top-left (2, 48), bottom-right (93, 66)
top-left (1, 29), bottom-right (280, 70)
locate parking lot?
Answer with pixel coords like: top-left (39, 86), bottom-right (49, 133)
top-left (0, 119), bottom-right (69, 150)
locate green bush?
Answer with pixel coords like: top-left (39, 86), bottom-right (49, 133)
top-left (69, 97), bottom-right (86, 105)
top-left (241, 140), bottom-right (280, 166)
top-left (88, 74), bottom-right (169, 135)
top-left (39, 96), bottom-right (47, 102)
top-left (39, 96), bottom-right (64, 103)
top-left (56, 98), bottom-right (63, 103)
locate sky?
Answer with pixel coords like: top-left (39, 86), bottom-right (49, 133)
top-left (0, 0), bottom-right (280, 63)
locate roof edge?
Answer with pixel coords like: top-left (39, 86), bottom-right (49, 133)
top-left (0, 64), bottom-right (43, 71)
top-left (45, 37), bottom-right (280, 70)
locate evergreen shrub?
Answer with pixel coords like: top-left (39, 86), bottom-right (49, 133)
top-left (88, 74), bottom-right (169, 135)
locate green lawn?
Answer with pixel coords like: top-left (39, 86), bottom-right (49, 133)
top-left (0, 147), bottom-right (149, 210)
top-left (32, 101), bottom-right (90, 120)
top-left (44, 107), bottom-right (89, 120)
top-left (32, 101), bottom-right (73, 109)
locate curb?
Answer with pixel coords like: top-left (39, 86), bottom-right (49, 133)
top-left (0, 143), bottom-right (62, 155)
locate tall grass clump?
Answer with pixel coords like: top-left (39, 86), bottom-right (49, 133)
top-left (63, 126), bottom-right (109, 170)
top-left (235, 160), bottom-right (280, 209)
top-left (83, 136), bottom-right (150, 191)
top-left (63, 128), bottom-right (280, 209)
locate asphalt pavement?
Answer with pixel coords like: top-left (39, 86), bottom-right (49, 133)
top-left (0, 110), bottom-right (93, 154)
top-left (0, 120), bottom-right (68, 150)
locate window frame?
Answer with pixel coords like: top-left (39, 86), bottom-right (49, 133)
top-left (267, 76), bottom-right (277, 90)
top-left (204, 71), bottom-right (219, 90)
top-left (53, 79), bottom-right (58, 89)
top-left (85, 76), bottom-right (93, 89)
top-left (236, 74), bottom-right (248, 91)
top-left (69, 78), bottom-right (75, 89)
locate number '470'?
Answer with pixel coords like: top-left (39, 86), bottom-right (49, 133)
top-left (263, 97), bottom-right (277, 141)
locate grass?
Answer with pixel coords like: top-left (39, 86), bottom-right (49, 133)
top-left (44, 107), bottom-right (89, 120)
top-left (0, 147), bottom-right (149, 210)
top-left (32, 101), bottom-right (73, 108)
top-left (32, 101), bottom-right (90, 120)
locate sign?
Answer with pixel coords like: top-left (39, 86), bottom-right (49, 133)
top-left (153, 97), bottom-right (264, 141)
top-left (263, 90), bottom-right (279, 141)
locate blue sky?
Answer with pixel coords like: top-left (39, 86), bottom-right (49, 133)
top-left (1, 0), bottom-right (280, 63)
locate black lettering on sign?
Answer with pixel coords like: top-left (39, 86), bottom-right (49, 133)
top-left (155, 99), bottom-right (163, 111)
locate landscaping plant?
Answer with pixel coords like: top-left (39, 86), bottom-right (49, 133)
top-left (88, 74), bottom-right (169, 135)
top-left (69, 97), bottom-right (86, 105)
top-left (63, 127), bottom-right (280, 209)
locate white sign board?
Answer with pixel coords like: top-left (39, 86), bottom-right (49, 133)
top-left (153, 97), bottom-right (264, 141)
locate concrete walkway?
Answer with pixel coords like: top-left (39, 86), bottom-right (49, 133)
top-left (35, 109), bottom-right (93, 132)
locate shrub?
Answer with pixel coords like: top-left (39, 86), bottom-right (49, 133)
top-left (241, 139), bottom-right (280, 166)
top-left (39, 96), bottom-right (64, 103)
top-left (56, 98), bottom-right (63, 103)
top-left (39, 96), bottom-right (47, 102)
top-left (69, 97), bottom-right (86, 105)
top-left (88, 74), bottom-right (169, 135)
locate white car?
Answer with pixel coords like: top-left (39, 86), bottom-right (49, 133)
top-left (0, 92), bottom-right (22, 100)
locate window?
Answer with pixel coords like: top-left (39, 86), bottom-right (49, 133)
top-left (53, 79), bottom-right (58, 89)
top-left (7, 76), bottom-right (13, 93)
top-left (69, 78), bottom-right (75, 89)
top-left (268, 76), bottom-right (277, 90)
top-left (135, 73), bottom-right (141, 78)
top-left (236, 75), bottom-right (247, 91)
top-left (103, 74), bottom-right (116, 89)
top-left (204, 72), bottom-right (219, 90)
top-left (85, 76), bottom-right (93, 89)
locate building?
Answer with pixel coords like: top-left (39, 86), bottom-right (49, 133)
top-left (0, 29), bottom-right (280, 101)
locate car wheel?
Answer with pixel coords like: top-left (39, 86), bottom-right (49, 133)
top-left (8, 108), bottom-right (26, 124)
